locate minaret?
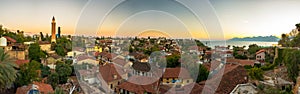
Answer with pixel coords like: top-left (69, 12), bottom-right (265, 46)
top-left (51, 16), bottom-right (56, 43)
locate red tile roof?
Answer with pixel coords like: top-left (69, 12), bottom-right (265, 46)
top-left (163, 67), bottom-right (192, 79)
top-left (198, 63), bottom-right (248, 94)
top-left (256, 49), bottom-right (265, 54)
top-left (15, 60), bottom-right (29, 66)
top-left (78, 69), bottom-right (93, 76)
top-left (226, 59), bottom-right (256, 66)
top-left (117, 76), bottom-right (159, 94)
top-left (73, 47), bottom-right (85, 52)
top-left (203, 60), bottom-right (222, 71)
top-left (113, 57), bottom-right (127, 66)
top-left (98, 63), bottom-right (124, 83)
top-left (16, 82), bottom-right (54, 94)
top-left (3, 36), bottom-right (16, 43)
top-left (76, 55), bottom-right (95, 61)
top-left (38, 41), bottom-right (50, 45)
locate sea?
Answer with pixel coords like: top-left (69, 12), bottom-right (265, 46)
top-left (202, 40), bottom-right (278, 49)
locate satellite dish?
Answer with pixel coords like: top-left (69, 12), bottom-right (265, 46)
top-left (0, 37), bottom-right (7, 47)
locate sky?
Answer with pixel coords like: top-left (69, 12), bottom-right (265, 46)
top-left (0, 0), bottom-right (300, 40)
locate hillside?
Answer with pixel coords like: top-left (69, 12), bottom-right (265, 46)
top-left (228, 36), bottom-right (279, 42)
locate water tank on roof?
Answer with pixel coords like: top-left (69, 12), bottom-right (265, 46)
top-left (0, 37), bottom-right (7, 47)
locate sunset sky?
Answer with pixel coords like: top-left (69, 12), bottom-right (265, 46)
top-left (0, 0), bottom-right (300, 40)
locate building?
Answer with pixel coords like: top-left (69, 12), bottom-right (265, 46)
top-left (117, 76), bottom-right (160, 94)
top-left (230, 83), bottom-right (258, 94)
top-left (256, 49), bottom-right (266, 61)
top-left (226, 58), bottom-right (259, 67)
top-left (51, 16), bottom-right (56, 43)
top-left (38, 41), bottom-right (51, 52)
top-left (98, 63), bottom-right (127, 93)
top-left (16, 82), bottom-right (54, 94)
top-left (200, 63), bottom-right (248, 94)
top-left (76, 55), bottom-right (98, 65)
top-left (0, 36), bottom-right (27, 60)
top-left (112, 57), bottom-right (132, 68)
top-left (160, 83), bottom-right (210, 94)
top-left (78, 67), bottom-right (99, 84)
top-left (162, 67), bottom-right (193, 86)
top-left (67, 47), bottom-right (85, 59)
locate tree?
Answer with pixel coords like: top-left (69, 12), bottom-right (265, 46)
top-left (248, 44), bottom-right (260, 55)
top-left (28, 43), bottom-right (46, 62)
top-left (197, 64), bottom-right (209, 82)
top-left (290, 33), bottom-right (300, 47)
top-left (55, 62), bottom-right (72, 84)
top-left (166, 54), bottom-right (180, 68)
top-left (55, 44), bottom-right (66, 56)
top-left (54, 87), bottom-right (66, 94)
top-left (248, 67), bottom-right (263, 80)
top-left (16, 60), bottom-right (41, 87)
top-left (41, 65), bottom-right (51, 78)
top-left (284, 50), bottom-right (300, 82)
top-left (233, 46), bottom-right (248, 59)
top-left (40, 32), bottom-right (45, 41)
top-left (0, 48), bottom-right (17, 91)
top-left (47, 73), bottom-right (59, 88)
top-left (56, 37), bottom-right (72, 52)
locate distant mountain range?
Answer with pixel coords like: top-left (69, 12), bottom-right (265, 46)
top-left (228, 36), bottom-right (280, 42)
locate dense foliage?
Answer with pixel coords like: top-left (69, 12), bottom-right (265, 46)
top-left (55, 61), bottom-right (72, 84)
top-left (166, 54), bottom-right (180, 68)
top-left (47, 72), bottom-right (59, 88)
top-left (283, 49), bottom-right (300, 82)
top-left (196, 64), bottom-right (209, 82)
top-left (248, 67), bottom-right (264, 80)
top-left (0, 48), bottom-right (17, 91)
top-left (28, 43), bottom-right (46, 62)
top-left (16, 60), bottom-right (41, 87)
top-left (41, 65), bottom-right (51, 78)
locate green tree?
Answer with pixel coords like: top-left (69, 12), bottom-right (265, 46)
top-left (278, 34), bottom-right (290, 47)
top-left (54, 87), bottom-right (66, 94)
top-left (56, 37), bottom-right (72, 52)
top-left (166, 54), bottom-right (180, 68)
top-left (47, 73), bottom-right (59, 88)
top-left (196, 64), bottom-right (209, 82)
top-left (0, 48), bottom-right (17, 91)
top-left (28, 43), bottom-right (46, 62)
top-left (55, 62), bottom-right (72, 84)
top-left (55, 44), bottom-right (66, 56)
top-left (248, 67), bottom-right (263, 80)
top-left (284, 50), bottom-right (300, 82)
top-left (248, 44), bottom-right (261, 54)
top-left (290, 33), bottom-right (300, 47)
top-left (16, 60), bottom-right (41, 87)
top-left (41, 65), bottom-right (51, 78)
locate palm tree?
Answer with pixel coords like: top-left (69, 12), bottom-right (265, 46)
top-left (0, 48), bottom-right (17, 91)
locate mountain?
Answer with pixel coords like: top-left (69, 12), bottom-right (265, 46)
top-left (228, 35), bottom-right (280, 42)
